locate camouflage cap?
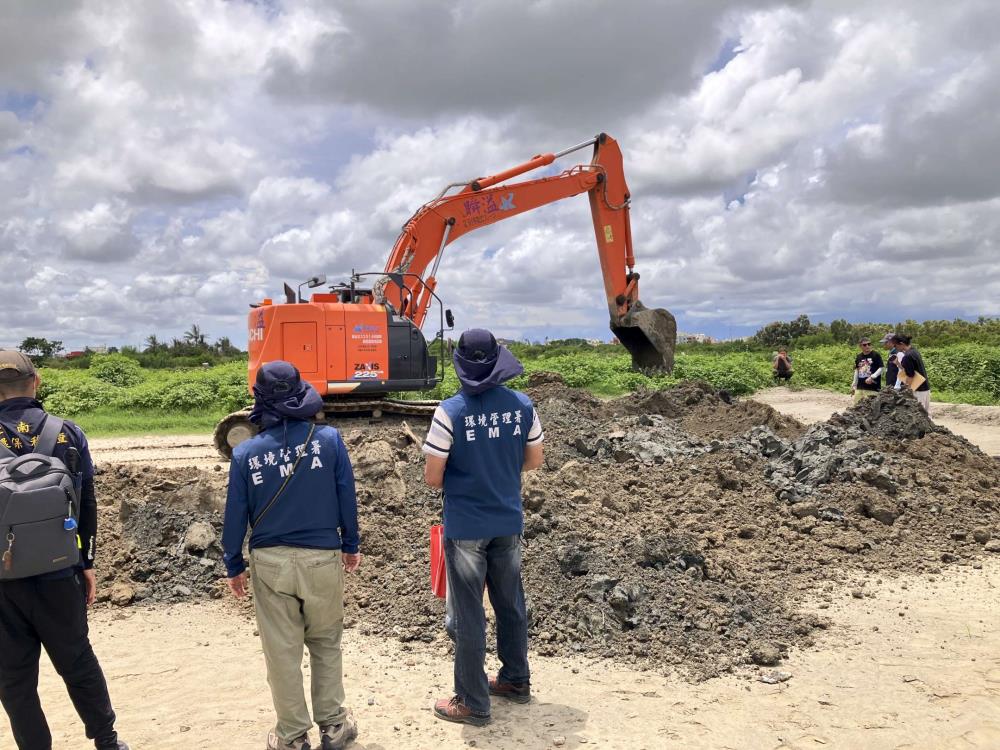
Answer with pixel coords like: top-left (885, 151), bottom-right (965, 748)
top-left (0, 349), bottom-right (36, 383)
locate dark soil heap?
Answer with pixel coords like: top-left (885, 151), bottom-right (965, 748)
top-left (92, 378), bottom-right (1000, 679)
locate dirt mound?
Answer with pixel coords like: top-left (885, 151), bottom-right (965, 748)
top-left (611, 381), bottom-right (804, 441)
top-left (829, 388), bottom-right (940, 440)
top-left (89, 382), bottom-right (1000, 680)
top-left (92, 465), bottom-right (229, 605)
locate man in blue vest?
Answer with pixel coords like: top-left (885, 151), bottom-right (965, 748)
top-left (223, 361), bottom-right (361, 750)
top-left (0, 349), bottom-right (129, 750)
top-left (423, 330), bottom-right (544, 726)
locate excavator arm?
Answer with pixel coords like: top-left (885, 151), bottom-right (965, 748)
top-left (377, 133), bottom-right (676, 371)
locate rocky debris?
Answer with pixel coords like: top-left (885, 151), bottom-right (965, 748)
top-left (758, 670), bottom-right (793, 684)
top-left (756, 422), bottom-right (897, 506)
top-left (348, 438), bottom-right (408, 505)
top-left (573, 414), bottom-right (708, 465)
top-left (109, 582), bottom-right (135, 606)
top-left (89, 379), bottom-right (1000, 681)
top-left (93, 467), bottom-right (228, 605)
top-left (830, 388), bottom-right (940, 441)
top-left (184, 521), bottom-right (217, 554)
top-left (750, 643), bottom-right (783, 666)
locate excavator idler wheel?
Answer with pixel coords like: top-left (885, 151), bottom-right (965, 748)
top-left (611, 301), bottom-right (677, 373)
top-left (213, 409), bottom-right (258, 461)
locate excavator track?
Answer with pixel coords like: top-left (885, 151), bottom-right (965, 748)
top-left (213, 398), bottom-right (439, 460)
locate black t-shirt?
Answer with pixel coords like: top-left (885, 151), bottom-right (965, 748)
top-left (901, 347), bottom-right (930, 391)
top-left (885, 347), bottom-right (899, 388)
top-left (855, 351), bottom-right (884, 391)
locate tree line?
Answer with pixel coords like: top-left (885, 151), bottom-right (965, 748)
top-left (18, 324), bottom-right (246, 369)
top-left (750, 316), bottom-right (1000, 349)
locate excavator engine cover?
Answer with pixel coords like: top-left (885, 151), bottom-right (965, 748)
top-left (612, 301), bottom-right (676, 373)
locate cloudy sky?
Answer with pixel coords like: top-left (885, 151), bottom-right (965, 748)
top-left (2, 0), bottom-right (998, 349)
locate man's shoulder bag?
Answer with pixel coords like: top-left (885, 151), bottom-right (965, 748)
top-left (0, 416), bottom-right (81, 579)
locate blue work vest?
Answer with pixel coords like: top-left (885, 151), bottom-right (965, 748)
top-left (439, 387), bottom-right (534, 540)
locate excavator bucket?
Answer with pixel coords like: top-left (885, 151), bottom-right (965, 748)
top-left (611, 301), bottom-right (677, 373)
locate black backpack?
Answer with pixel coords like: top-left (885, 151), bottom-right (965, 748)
top-left (0, 417), bottom-right (81, 579)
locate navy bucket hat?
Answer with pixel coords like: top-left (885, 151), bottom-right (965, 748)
top-left (249, 360), bottom-right (323, 428)
top-left (453, 329), bottom-right (523, 395)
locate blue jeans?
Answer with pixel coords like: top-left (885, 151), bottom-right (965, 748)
top-left (444, 535), bottom-right (530, 716)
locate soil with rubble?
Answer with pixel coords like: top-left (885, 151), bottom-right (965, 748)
top-left (92, 376), bottom-right (1000, 680)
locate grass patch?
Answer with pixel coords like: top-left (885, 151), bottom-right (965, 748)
top-left (35, 342), bottom-right (998, 437)
top-left (73, 408), bottom-right (228, 437)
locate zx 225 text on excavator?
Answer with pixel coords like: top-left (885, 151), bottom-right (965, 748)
top-left (214, 133), bottom-right (676, 457)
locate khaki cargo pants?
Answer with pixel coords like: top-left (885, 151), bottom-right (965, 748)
top-left (250, 546), bottom-right (348, 743)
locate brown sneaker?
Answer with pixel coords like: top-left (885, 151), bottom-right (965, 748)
top-left (433, 696), bottom-right (491, 726)
top-left (489, 676), bottom-right (531, 704)
top-left (320, 711), bottom-right (357, 750)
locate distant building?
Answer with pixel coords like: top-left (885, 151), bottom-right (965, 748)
top-left (677, 332), bottom-right (715, 344)
top-left (64, 351), bottom-right (86, 360)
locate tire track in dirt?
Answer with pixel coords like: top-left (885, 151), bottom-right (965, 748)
top-left (88, 434), bottom-right (223, 469)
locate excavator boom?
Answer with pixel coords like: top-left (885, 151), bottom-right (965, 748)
top-left (378, 133), bottom-right (675, 371)
top-left (217, 133), bottom-right (674, 459)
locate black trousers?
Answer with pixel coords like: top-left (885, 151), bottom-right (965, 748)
top-left (0, 573), bottom-right (118, 750)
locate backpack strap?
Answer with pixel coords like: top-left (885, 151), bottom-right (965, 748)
top-left (35, 416), bottom-right (65, 457)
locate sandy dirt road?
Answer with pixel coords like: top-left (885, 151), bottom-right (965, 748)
top-left (752, 387), bottom-right (1000, 456)
top-left (6, 560), bottom-right (999, 750)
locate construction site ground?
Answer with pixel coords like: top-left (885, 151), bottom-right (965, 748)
top-left (85, 387), bottom-right (1000, 467)
top-left (17, 562), bottom-right (1000, 750)
top-left (7, 383), bottom-right (1000, 749)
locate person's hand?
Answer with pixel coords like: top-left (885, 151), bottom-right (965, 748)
top-left (865, 377), bottom-right (874, 385)
top-left (343, 552), bottom-right (362, 573)
top-left (227, 572), bottom-right (248, 599)
top-left (82, 569), bottom-right (97, 606)
top-left (850, 386), bottom-right (856, 394)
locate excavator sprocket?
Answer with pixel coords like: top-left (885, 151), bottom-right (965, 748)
top-left (612, 301), bottom-right (677, 373)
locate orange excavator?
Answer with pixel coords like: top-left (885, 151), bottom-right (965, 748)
top-left (214, 133), bottom-right (676, 457)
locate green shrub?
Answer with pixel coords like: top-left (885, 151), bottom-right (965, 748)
top-left (42, 378), bottom-right (117, 415)
top-left (110, 382), bottom-right (168, 410)
top-left (89, 354), bottom-right (144, 387)
top-left (156, 381), bottom-right (218, 411)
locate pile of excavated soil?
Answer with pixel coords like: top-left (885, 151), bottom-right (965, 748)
top-left (93, 465), bottom-right (229, 606)
top-left (90, 378), bottom-right (1000, 680)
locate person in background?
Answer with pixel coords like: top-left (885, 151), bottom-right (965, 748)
top-left (0, 350), bottom-right (129, 750)
top-left (423, 329), bottom-right (544, 726)
top-left (772, 347), bottom-right (794, 383)
top-left (891, 334), bottom-right (932, 415)
top-left (223, 361), bottom-right (361, 750)
top-left (881, 332), bottom-right (899, 389)
top-left (851, 337), bottom-right (884, 402)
